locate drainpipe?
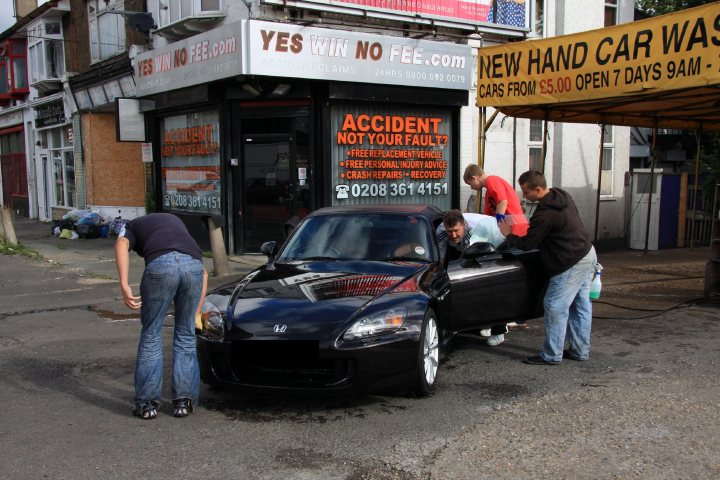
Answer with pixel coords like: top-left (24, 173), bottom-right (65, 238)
top-left (690, 130), bottom-right (702, 249)
top-left (594, 124), bottom-right (605, 242)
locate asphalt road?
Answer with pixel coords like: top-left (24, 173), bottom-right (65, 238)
top-left (0, 249), bottom-right (718, 479)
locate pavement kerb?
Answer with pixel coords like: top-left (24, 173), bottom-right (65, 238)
top-left (9, 216), bottom-right (264, 288)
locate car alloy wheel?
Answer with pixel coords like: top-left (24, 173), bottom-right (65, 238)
top-left (415, 309), bottom-right (439, 396)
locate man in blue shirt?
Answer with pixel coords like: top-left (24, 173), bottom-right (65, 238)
top-left (436, 209), bottom-right (509, 346)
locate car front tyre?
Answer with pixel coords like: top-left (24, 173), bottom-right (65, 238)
top-left (415, 309), bottom-right (439, 396)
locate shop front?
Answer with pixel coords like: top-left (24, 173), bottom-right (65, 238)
top-left (32, 97), bottom-right (74, 221)
top-left (0, 109), bottom-right (27, 216)
top-left (135, 20), bottom-right (471, 253)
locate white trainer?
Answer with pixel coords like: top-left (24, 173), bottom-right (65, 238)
top-left (479, 329), bottom-right (492, 337)
top-left (487, 334), bottom-right (505, 346)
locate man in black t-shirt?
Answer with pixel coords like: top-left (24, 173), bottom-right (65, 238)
top-left (115, 213), bottom-right (208, 419)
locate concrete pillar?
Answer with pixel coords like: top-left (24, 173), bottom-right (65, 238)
top-left (207, 216), bottom-right (229, 277)
top-left (1, 207), bottom-right (18, 245)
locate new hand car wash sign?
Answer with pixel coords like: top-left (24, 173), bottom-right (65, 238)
top-left (476, 2), bottom-right (720, 107)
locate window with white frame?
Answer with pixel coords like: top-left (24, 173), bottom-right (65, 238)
top-left (601, 125), bottom-right (613, 196)
top-left (154, 0), bottom-right (223, 29)
top-left (604, 0), bottom-right (618, 27)
top-left (534, 0), bottom-right (544, 37)
top-left (27, 20), bottom-right (65, 84)
top-left (528, 118), bottom-right (543, 171)
top-left (88, 0), bottom-right (126, 62)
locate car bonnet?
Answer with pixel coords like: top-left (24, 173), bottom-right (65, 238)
top-left (226, 261), bottom-right (427, 340)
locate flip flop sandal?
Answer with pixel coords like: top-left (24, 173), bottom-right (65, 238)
top-left (133, 400), bottom-right (159, 420)
top-left (173, 398), bottom-right (193, 418)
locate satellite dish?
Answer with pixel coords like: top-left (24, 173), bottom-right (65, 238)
top-left (128, 13), bottom-right (155, 36)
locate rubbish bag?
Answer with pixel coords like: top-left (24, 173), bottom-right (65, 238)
top-left (52, 219), bottom-right (75, 233)
top-left (76, 223), bottom-right (101, 239)
top-left (77, 212), bottom-right (101, 226)
top-left (63, 209), bottom-right (91, 223)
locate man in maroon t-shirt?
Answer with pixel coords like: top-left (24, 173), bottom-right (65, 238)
top-left (115, 213), bottom-right (208, 420)
top-left (464, 164), bottom-right (528, 237)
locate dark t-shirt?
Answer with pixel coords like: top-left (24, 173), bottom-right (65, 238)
top-left (121, 213), bottom-right (202, 265)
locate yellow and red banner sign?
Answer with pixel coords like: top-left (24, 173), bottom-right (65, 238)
top-left (476, 2), bottom-right (720, 107)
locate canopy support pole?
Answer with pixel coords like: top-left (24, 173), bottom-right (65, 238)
top-left (476, 107), bottom-right (487, 212)
top-left (644, 127), bottom-right (657, 253)
top-left (512, 117), bottom-right (517, 190)
top-left (540, 116), bottom-right (549, 174)
top-left (690, 130), bottom-right (703, 249)
top-left (476, 107), bottom-right (499, 212)
top-left (594, 124), bottom-right (605, 242)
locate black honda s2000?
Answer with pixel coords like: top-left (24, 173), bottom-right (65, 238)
top-left (197, 204), bottom-right (545, 396)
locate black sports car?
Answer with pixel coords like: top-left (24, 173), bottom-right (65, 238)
top-left (197, 204), bottom-right (545, 396)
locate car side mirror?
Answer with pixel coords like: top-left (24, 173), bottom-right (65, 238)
top-left (462, 242), bottom-right (496, 258)
top-left (260, 241), bottom-right (279, 258)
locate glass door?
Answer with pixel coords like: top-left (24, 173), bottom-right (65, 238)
top-left (242, 135), bottom-right (293, 251)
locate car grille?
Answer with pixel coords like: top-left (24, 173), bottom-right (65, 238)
top-left (312, 275), bottom-right (403, 299)
top-left (210, 341), bottom-right (356, 388)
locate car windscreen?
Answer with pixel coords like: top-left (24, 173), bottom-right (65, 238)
top-left (278, 213), bottom-right (435, 262)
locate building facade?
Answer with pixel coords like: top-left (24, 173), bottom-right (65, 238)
top-left (0, 1), bottom-right (634, 252)
top-left (129, 0), bottom-right (634, 252)
top-left (0, 0), bottom-right (72, 221)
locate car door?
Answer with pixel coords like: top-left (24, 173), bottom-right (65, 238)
top-left (445, 250), bottom-right (537, 333)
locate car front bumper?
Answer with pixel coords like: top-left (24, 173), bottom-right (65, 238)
top-left (197, 334), bottom-right (421, 394)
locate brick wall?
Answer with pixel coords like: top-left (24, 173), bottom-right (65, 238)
top-left (65, 0), bottom-right (88, 72)
top-left (66, 0), bottom-right (148, 73)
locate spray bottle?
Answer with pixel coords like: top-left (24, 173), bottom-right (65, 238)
top-left (589, 262), bottom-right (603, 300)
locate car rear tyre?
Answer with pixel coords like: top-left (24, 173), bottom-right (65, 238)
top-left (415, 309), bottom-right (439, 396)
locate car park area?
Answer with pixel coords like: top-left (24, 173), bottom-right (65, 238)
top-left (1, 223), bottom-right (718, 479)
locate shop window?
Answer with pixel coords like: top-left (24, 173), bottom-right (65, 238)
top-left (329, 104), bottom-right (453, 211)
top-left (27, 21), bottom-right (64, 91)
top-left (160, 110), bottom-right (222, 215)
top-left (0, 39), bottom-right (29, 99)
top-left (605, 0), bottom-right (618, 27)
top-left (601, 125), bottom-right (614, 196)
top-left (88, 0), bottom-right (126, 62)
top-left (0, 130), bottom-right (24, 154)
top-left (0, 130), bottom-right (28, 210)
top-left (48, 126), bottom-right (75, 208)
top-left (154, 0), bottom-right (224, 30)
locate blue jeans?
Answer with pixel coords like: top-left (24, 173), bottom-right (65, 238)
top-left (540, 246), bottom-right (597, 363)
top-left (134, 252), bottom-right (204, 406)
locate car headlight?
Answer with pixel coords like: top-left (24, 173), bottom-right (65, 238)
top-left (199, 301), bottom-right (225, 342)
top-left (343, 308), bottom-right (407, 340)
